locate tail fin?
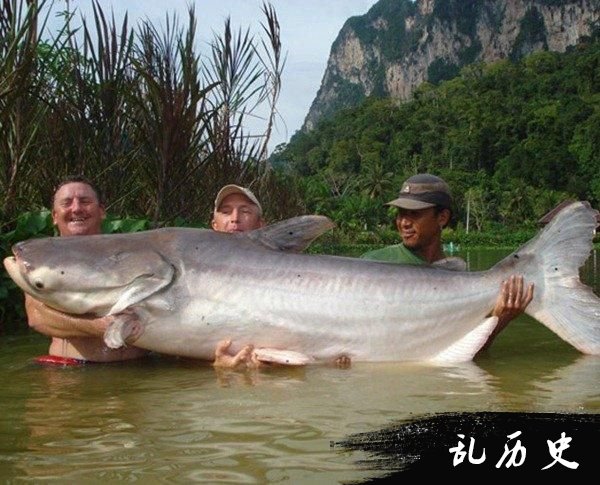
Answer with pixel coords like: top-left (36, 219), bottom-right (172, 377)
top-left (494, 201), bottom-right (600, 355)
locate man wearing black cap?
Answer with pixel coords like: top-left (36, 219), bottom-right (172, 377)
top-left (361, 173), bottom-right (457, 265)
top-left (362, 173), bottom-right (534, 353)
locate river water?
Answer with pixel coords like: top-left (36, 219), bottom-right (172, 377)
top-left (0, 248), bottom-right (598, 481)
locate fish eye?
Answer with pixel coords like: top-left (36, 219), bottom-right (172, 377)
top-left (34, 281), bottom-right (44, 289)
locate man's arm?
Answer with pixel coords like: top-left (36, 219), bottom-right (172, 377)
top-left (26, 294), bottom-right (114, 339)
top-left (478, 275), bottom-right (534, 353)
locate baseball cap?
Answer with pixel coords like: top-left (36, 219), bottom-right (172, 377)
top-left (214, 184), bottom-right (262, 215)
top-left (385, 173), bottom-right (452, 210)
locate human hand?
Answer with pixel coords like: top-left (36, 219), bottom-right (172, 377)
top-left (478, 275), bottom-right (534, 354)
top-left (491, 274), bottom-right (534, 331)
top-left (117, 309), bottom-right (144, 344)
top-left (213, 339), bottom-right (261, 369)
top-left (103, 309), bottom-right (144, 347)
top-left (334, 355), bottom-right (351, 368)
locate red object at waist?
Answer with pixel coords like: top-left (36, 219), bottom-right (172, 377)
top-left (34, 355), bottom-right (88, 366)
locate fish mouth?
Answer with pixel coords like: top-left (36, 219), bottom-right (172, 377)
top-left (3, 255), bottom-right (33, 293)
top-left (4, 244), bottom-right (42, 294)
top-left (10, 245), bottom-right (35, 272)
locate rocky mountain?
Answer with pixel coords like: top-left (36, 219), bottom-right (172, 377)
top-left (302, 0), bottom-right (599, 132)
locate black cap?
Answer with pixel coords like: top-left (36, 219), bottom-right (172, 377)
top-left (385, 173), bottom-right (452, 210)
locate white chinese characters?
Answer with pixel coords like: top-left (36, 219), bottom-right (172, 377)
top-left (449, 431), bottom-right (579, 470)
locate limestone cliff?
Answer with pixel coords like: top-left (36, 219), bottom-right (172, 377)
top-left (302, 0), bottom-right (599, 132)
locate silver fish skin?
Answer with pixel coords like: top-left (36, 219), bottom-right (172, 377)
top-left (4, 203), bottom-right (600, 363)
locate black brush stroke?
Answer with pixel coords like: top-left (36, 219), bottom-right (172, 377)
top-left (335, 412), bottom-right (598, 480)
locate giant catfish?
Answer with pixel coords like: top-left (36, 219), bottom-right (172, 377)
top-left (4, 201), bottom-right (600, 363)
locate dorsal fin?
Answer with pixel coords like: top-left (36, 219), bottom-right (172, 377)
top-left (246, 215), bottom-right (335, 253)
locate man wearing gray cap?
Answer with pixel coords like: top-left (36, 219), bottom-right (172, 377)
top-left (212, 184), bottom-right (265, 233)
top-left (362, 173), bottom-right (534, 353)
top-left (211, 184), bottom-right (349, 367)
top-left (211, 183), bottom-right (268, 366)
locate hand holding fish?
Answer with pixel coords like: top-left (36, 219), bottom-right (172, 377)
top-left (213, 339), bottom-right (318, 368)
top-left (492, 275), bottom-right (533, 325)
top-left (115, 308), bottom-right (145, 345)
top-left (493, 275), bottom-right (535, 320)
top-left (479, 275), bottom-right (535, 352)
top-left (213, 339), bottom-right (261, 369)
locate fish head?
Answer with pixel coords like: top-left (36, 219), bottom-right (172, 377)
top-left (3, 234), bottom-right (175, 316)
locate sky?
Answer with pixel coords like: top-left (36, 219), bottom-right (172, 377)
top-left (46, 0), bottom-right (379, 154)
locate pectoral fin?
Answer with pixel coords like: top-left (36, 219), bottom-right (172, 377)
top-left (108, 251), bottom-right (175, 314)
top-left (253, 348), bottom-right (315, 365)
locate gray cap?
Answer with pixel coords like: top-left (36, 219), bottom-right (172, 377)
top-left (386, 173), bottom-right (452, 210)
top-left (214, 184), bottom-right (262, 215)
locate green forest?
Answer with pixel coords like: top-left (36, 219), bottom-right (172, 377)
top-left (271, 31), bottom-right (600, 247)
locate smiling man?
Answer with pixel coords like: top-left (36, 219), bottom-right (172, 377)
top-left (51, 176), bottom-right (106, 236)
top-left (25, 175), bottom-right (147, 364)
top-left (361, 173), bottom-right (534, 353)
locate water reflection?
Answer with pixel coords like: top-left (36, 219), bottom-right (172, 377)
top-left (529, 354), bottom-right (600, 411)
